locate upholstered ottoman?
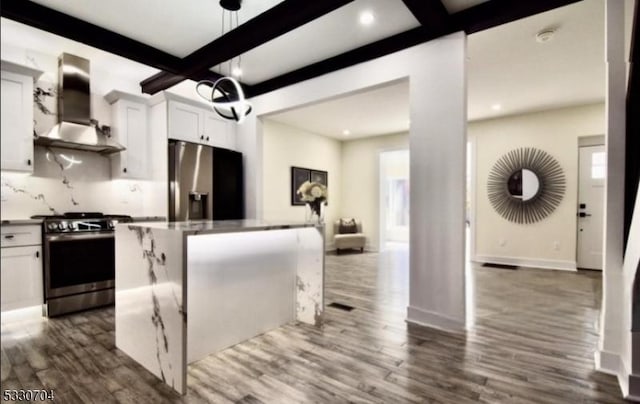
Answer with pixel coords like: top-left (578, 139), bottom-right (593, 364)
top-left (334, 219), bottom-right (365, 254)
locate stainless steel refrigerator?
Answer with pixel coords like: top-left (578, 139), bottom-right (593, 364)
top-left (168, 140), bottom-right (244, 221)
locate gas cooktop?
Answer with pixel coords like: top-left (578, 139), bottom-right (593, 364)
top-left (31, 212), bottom-right (132, 233)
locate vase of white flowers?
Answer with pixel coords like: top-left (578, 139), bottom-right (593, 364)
top-left (297, 180), bottom-right (327, 224)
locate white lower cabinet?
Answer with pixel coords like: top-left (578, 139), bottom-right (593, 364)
top-left (1, 245), bottom-right (43, 312)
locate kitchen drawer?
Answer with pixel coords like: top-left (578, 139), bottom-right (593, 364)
top-left (1, 225), bottom-right (41, 247)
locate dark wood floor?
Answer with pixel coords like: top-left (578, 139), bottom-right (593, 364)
top-left (1, 249), bottom-right (627, 403)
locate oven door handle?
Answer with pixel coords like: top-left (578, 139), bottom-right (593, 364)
top-left (46, 232), bottom-right (114, 242)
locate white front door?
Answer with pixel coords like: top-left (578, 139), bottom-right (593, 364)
top-left (577, 145), bottom-right (605, 270)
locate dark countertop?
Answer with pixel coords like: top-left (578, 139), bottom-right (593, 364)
top-left (1, 216), bottom-right (166, 225)
top-left (1, 219), bottom-right (44, 226)
top-left (131, 216), bottom-right (167, 222)
top-left (120, 219), bottom-right (322, 236)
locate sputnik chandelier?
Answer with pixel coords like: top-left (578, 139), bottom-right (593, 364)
top-left (196, 0), bottom-right (252, 124)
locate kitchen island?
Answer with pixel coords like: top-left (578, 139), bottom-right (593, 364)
top-left (114, 220), bottom-right (324, 394)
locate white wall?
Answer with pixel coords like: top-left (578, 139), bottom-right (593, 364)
top-left (261, 120), bottom-right (342, 247)
top-left (470, 103), bottom-right (605, 270)
top-left (261, 124), bottom-right (409, 251)
top-left (342, 133), bottom-right (408, 250)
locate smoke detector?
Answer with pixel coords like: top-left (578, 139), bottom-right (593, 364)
top-left (535, 29), bottom-right (556, 43)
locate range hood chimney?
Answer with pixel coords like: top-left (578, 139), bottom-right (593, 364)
top-left (34, 53), bottom-right (125, 154)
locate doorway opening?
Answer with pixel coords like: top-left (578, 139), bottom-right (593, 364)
top-left (379, 149), bottom-right (409, 252)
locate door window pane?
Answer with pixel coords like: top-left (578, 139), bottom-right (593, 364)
top-left (591, 152), bottom-right (606, 179)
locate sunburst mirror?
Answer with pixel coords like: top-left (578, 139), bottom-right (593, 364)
top-left (487, 147), bottom-right (566, 224)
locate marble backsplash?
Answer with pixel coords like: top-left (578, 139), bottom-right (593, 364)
top-left (0, 147), bottom-right (154, 219)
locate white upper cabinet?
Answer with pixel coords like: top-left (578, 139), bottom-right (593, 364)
top-left (1, 62), bottom-right (42, 173)
top-left (204, 111), bottom-right (235, 150)
top-left (105, 91), bottom-right (149, 179)
top-left (166, 97), bottom-right (236, 150)
top-left (168, 101), bottom-right (203, 144)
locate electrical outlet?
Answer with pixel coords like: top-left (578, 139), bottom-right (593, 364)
top-left (553, 241), bottom-right (560, 251)
top-left (142, 237), bottom-right (152, 251)
top-left (499, 238), bottom-right (506, 247)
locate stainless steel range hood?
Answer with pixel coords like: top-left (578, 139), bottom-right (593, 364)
top-left (34, 53), bottom-right (125, 155)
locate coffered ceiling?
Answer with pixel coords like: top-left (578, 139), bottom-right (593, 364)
top-left (1, 0), bottom-right (581, 96)
top-left (268, 0), bottom-right (605, 138)
top-left (0, 0), bottom-right (603, 138)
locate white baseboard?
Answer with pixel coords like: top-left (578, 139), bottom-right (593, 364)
top-left (595, 350), bottom-right (629, 399)
top-left (406, 306), bottom-right (465, 333)
top-left (595, 349), bottom-right (622, 375)
top-left (594, 350), bottom-right (640, 401)
top-left (1, 305), bottom-right (44, 324)
top-left (474, 255), bottom-right (577, 271)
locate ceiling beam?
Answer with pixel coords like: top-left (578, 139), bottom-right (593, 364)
top-left (141, 70), bottom-right (227, 96)
top-left (401, 0), bottom-right (455, 35)
top-left (4, 0), bottom-right (585, 98)
top-left (141, 0), bottom-right (354, 94)
top-left (452, 0), bottom-right (583, 35)
top-left (0, 0), bottom-right (183, 73)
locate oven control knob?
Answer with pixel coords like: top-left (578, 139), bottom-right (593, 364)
top-left (47, 223), bottom-right (57, 231)
top-left (108, 220), bottom-right (116, 229)
top-left (58, 222), bottom-right (68, 231)
top-left (68, 222), bottom-right (78, 231)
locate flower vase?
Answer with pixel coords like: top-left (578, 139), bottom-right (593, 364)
top-left (305, 201), bottom-right (325, 224)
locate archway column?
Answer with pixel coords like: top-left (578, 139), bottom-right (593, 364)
top-left (407, 32), bottom-right (468, 331)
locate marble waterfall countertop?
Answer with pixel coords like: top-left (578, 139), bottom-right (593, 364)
top-left (124, 219), bottom-right (321, 235)
top-left (115, 218), bottom-right (325, 394)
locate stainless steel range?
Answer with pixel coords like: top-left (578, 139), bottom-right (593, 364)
top-left (33, 212), bottom-right (132, 317)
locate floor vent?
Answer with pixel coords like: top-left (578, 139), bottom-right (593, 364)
top-left (328, 302), bottom-right (355, 311)
top-left (482, 263), bottom-right (518, 270)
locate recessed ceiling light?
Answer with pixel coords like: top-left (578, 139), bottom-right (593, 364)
top-left (359, 11), bottom-right (375, 26)
top-left (231, 66), bottom-right (243, 77)
top-left (535, 29), bottom-right (555, 43)
top-left (342, 129), bottom-right (351, 136)
top-left (491, 104), bottom-right (502, 111)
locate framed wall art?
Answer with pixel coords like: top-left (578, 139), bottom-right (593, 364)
top-left (291, 166), bottom-right (310, 205)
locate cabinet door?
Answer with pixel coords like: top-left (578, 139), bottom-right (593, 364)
top-left (168, 101), bottom-right (203, 144)
top-left (115, 100), bottom-right (148, 178)
top-left (204, 111), bottom-right (233, 149)
top-left (1, 71), bottom-right (34, 172)
top-left (1, 246), bottom-right (43, 312)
